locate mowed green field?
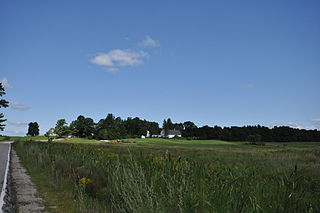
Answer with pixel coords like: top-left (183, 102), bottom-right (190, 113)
top-left (12, 137), bottom-right (320, 212)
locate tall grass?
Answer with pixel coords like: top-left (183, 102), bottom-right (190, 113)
top-left (13, 141), bottom-right (320, 212)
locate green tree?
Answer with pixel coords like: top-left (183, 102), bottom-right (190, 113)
top-left (0, 83), bottom-right (9, 131)
top-left (162, 118), bottom-right (175, 136)
top-left (44, 128), bottom-right (54, 142)
top-left (166, 118), bottom-right (174, 130)
top-left (70, 115), bottom-right (95, 138)
top-left (94, 114), bottom-right (127, 140)
top-left (162, 119), bottom-right (168, 136)
top-left (27, 122), bottom-right (40, 136)
top-left (54, 119), bottom-right (70, 137)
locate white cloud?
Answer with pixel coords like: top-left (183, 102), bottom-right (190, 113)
top-left (8, 121), bottom-right (28, 127)
top-left (311, 118), bottom-right (320, 122)
top-left (0, 78), bottom-right (13, 89)
top-left (91, 49), bottom-right (149, 72)
top-left (138, 36), bottom-right (160, 47)
top-left (9, 101), bottom-right (30, 111)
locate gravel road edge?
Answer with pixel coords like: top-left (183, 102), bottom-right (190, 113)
top-left (11, 149), bottom-right (48, 213)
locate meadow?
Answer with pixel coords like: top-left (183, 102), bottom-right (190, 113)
top-left (13, 138), bottom-right (320, 213)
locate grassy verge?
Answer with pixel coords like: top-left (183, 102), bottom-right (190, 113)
top-left (13, 140), bottom-right (320, 212)
top-left (25, 165), bottom-right (78, 213)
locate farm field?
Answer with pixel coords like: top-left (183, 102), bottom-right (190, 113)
top-left (13, 138), bottom-right (320, 213)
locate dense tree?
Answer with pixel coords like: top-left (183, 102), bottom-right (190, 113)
top-left (94, 114), bottom-right (126, 140)
top-left (27, 122), bottom-right (40, 136)
top-left (70, 115), bottom-right (95, 138)
top-left (54, 119), bottom-right (71, 137)
top-left (182, 121), bottom-right (197, 138)
top-left (63, 113), bottom-right (320, 142)
top-left (122, 117), bottom-right (159, 138)
top-left (0, 83), bottom-right (9, 131)
top-left (166, 118), bottom-right (174, 130)
top-left (182, 124), bottom-right (320, 142)
top-left (146, 121), bottom-right (160, 135)
top-left (183, 121), bottom-right (197, 130)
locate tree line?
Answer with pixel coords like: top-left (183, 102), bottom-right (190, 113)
top-left (181, 123), bottom-right (320, 142)
top-left (46, 115), bottom-right (320, 142)
top-left (49, 114), bottom-right (160, 140)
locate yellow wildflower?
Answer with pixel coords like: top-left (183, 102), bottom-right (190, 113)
top-left (80, 177), bottom-right (92, 184)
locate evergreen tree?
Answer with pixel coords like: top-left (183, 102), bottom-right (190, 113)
top-left (0, 83), bottom-right (9, 131)
top-left (162, 119), bottom-right (168, 136)
top-left (166, 118), bottom-right (174, 130)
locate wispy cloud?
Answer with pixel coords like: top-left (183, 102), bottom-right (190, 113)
top-left (311, 118), bottom-right (320, 122)
top-left (0, 77), bottom-right (13, 89)
top-left (4, 130), bottom-right (25, 136)
top-left (9, 101), bottom-right (30, 111)
top-left (137, 36), bottom-right (160, 47)
top-left (91, 49), bottom-right (149, 72)
top-left (8, 121), bottom-right (28, 127)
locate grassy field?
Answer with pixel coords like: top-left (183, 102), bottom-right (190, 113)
top-left (12, 138), bottom-right (320, 212)
top-left (0, 135), bottom-right (47, 142)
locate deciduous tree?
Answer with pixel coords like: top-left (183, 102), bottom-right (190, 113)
top-left (54, 119), bottom-right (70, 137)
top-left (27, 122), bottom-right (40, 136)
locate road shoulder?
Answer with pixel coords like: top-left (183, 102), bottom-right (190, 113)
top-left (11, 149), bottom-right (47, 213)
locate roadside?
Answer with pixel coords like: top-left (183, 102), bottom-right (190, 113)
top-left (11, 149), bottom-right (47, 213)
top-left (12, 144), bottom-right (79, 213)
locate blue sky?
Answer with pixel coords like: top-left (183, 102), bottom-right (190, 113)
top-left (1, 0), bottom-right (320, 136)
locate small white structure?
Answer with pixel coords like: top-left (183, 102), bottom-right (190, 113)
top-left (141, 135), bottom-right (146, 139)
top-left (160, 130), bottom-right (182, 139)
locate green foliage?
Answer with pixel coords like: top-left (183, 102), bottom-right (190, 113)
top-left (27, 122), bottom-right (40, 136)
top-left (182, 124), bottom-right (320, 142)
top-left (54, 119), bottom-right (71, 137)
top-left (0, 83), bottom-right (9, 131)
top-left (90, 114), bottom-right (160, 140)
top-left (45, 128), bottom-right (55, 142)
top-left (70, 116), bottom-right (95, 138)
top-left (14, 141), bottom-right (320, 212)
top-left (55, 113), bottom-right (320, 142)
